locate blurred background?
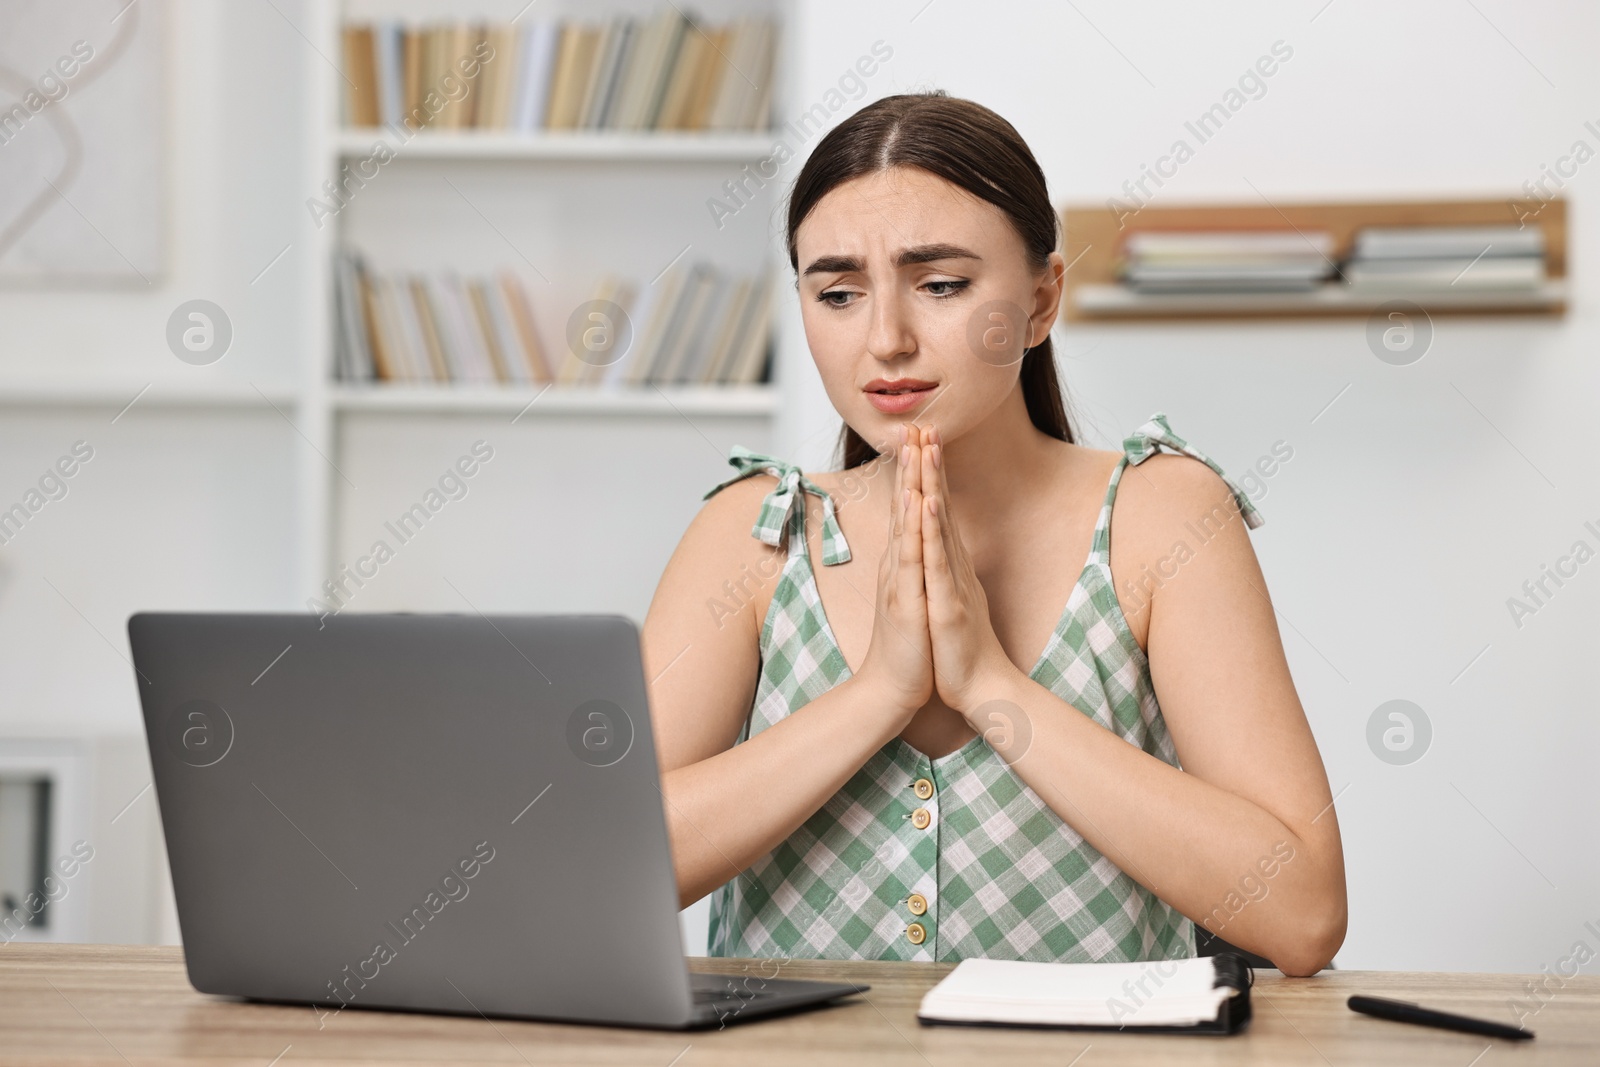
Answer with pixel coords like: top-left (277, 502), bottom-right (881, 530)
top-left (0, 0), bottom-right (1594, 972)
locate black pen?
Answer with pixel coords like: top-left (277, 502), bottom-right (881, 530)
top-left (1348, 995), bottom-right (1534, 1041)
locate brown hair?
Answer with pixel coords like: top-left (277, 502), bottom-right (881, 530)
top-left (786, 91), bottom-right (1076, 470)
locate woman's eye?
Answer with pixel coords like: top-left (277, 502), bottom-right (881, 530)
top-left (818, 289), bottom-right (855, 308)
top-left (924, 279), bottom-right (970, 298)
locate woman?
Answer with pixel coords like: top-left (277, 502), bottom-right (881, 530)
top-left (642, 92), bottom-right (1346, 975)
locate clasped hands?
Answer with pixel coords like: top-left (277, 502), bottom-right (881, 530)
top-left (858, 423), bottom-right (1027, 726)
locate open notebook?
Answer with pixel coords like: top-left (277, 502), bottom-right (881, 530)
top-left (917, 953), bottom-right (1253, 1035)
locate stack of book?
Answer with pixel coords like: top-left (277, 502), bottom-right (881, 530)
top-left (1341, 225), bottom-right (1545, 290)
top-left (333, 253), bottom-right (771, 388)
top-left (341, 12), bottom-right (776, 133)
top-left (1117, 231), bottom-right (1336, 292)
top-left (549, 264), bottom-right (774, 387)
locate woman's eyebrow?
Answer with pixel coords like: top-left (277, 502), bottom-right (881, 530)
top-left (801, 243), bottom-right (981, 277)
top-left (802, 254), bottom-right (862, 276)
top-left (895, 243), bottom-right (981, 267)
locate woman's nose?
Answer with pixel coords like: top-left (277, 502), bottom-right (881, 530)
top-left (865, 290), bottom-right (915, 360)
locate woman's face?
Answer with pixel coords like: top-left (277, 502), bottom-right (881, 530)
top-left (793, 165), bottom-right (1061, 451)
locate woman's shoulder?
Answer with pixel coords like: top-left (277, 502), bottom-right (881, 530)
top-left (1119, 449), bottom-right (1242, 510)
top-left (1103, 422), bottom-right (1263, 636)
top-left (1109, 414), bottom-right (1262, 539)
top-left (653, 468), bottom-right (788, 642)
top-left (688, 466), bottom-right (786, 561)
top-left (1114, 412), bottom-right (1263, 520)
top-left (683, 447), bottom-right (811, 580)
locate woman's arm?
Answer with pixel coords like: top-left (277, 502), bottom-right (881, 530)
top-left (644, 450), bottom-right (933, 909)
top-left (918, 435), bottom-right (1347, 975)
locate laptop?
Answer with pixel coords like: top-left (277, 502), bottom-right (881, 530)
top-left (127, 611), bottom-right (868, 1030)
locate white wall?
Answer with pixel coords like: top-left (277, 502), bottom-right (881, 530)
top-left (778, 0), bottom-right (1600, 971)
top-left (0, 0), bottom-right (313, 725)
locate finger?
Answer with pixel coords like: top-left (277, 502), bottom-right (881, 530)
top-left (894, 488), bottom-right (930, 682)
top-left (900, 477), bottom-right (925, 600)
top-left (904, 424), bottom-right (922, 501)
top-left (922, 492), bottom-right (956, 610)
top-left (895, 491), bottom-right (925, 633)
top-left (929, 426), bottom-right (968, 571)
top-left (929, 424), bottom-right (950, 521)
top-left (923, 440), bottom-right (958, 601)
top-left (891, 428), bottom-right (907, 539)
top-left (922, 431), bottom-right (941, 540)
top-left (881, 466), bottom-right (899, 588)
top-left (921, 434), bottom-right (950, 575)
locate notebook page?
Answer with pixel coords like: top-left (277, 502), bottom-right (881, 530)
top-left (919, 957), bottom-right (1234, 1027)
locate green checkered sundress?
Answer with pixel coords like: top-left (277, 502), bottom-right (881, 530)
top-left (700, 412), bottom-right (1264, 963)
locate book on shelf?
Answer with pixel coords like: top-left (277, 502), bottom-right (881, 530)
top-left (333, 251), bottom-right (771, 389)
top-left (1348, 224), bottom-right (1544, 260)
top-left (1117, 230), bottom-right (1335, 293)
top-left (334, 253), bottom-right (374, 381)
top-left (1342, 223), bottom-right (1546, 290)
top-left (341, 11), bottom-right (776, 135)
top-left (1122, 231), bottom-right (1335, 261)
top-left (341, 25), bottom-right (380, 128)
top-left (654, 265), bottom-right (718, 383)
top-left (1342, 257), bottom-right (1545, 290)
top-left (555, 275), bottom-right (636, 386)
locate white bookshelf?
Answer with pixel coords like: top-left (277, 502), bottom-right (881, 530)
top-left (0, 382), bottom-right (302, 409)
top-left (307, 0), bottom-right (795, 600)
top-left (337, 128), bottom-right (779, 161)
top-left (0, 0), bottom-right (799, 600)
top-left (329, 383), bottom-right (778, 414)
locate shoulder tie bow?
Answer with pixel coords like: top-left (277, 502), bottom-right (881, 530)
top-left (703, 445), bottom-right (853, 565)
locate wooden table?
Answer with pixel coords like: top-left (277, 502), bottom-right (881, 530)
top-left (1, 944), bottom-right (1594, 1065)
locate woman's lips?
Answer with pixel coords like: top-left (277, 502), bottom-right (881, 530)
top-left (864, 380), bottom-right (938, 414)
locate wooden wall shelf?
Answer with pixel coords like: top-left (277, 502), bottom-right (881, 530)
top-left (1059, 197), bottom-right (1568, 321)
